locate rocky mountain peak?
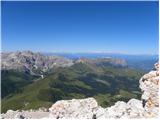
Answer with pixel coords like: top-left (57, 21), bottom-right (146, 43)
top-left (1, 51), bottom-right (74, 76)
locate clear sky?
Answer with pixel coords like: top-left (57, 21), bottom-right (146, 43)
top-left (1, 1), bottom-right (159, 54)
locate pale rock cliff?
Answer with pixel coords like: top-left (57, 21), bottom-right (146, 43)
top-left (1, 51), bottom-right (74, 76)
top-left (139, 62), bottom-right (159, 118)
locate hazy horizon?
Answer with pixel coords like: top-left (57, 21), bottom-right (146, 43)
top-left (1, 49), bottom-right (159, 56)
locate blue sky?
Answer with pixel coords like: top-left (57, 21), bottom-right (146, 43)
top-left (1, 1), bottom-right (159, 54)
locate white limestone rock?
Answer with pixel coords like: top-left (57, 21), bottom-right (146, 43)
top-left (104, 101), bottom-right (128, 118)
top-left (126, 99), bottom-right (144, 118)
top-left (139, 62), bottom-right (159, 118)
top-left (1, 110), bottom-right (49, 119)
top-left (49, 97), bottom-right (100, 119)
top-left (92, 106), bottom-right (105, 118)
top-left (102, 99), bottom-right (144, 119)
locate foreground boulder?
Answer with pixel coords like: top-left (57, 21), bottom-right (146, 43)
top-left (48, 98), bottom-right (145, 119)
top-left (103, 99), bottom-right (144, 118)
top-left (0, 110), bottom-right (49, 119)
top-left (49, 98), bottom-right (104, 119)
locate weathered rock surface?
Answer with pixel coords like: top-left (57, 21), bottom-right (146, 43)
top-left (0, 110), bottom-right (49, 119)
top-left (48, 98), bottom-right (145, 119)
top-left (104, 99), bottom-right (144, 118)
top-left (139, 62), bottom-right (159, 118)
top-left (1, 51), bottom-right (74, 76)
top-left (1, 63), bottom-right (159, 119)
top-left (49, 98), bottom-right (101, 119)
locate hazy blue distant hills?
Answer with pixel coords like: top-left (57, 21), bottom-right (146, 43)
top-left (124, 55), bottom-right (158, 71)
top-left (44, 52), bottom-right (158, 71)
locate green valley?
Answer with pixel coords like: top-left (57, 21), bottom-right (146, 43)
top-left (1, 60), bottom-right (145, 113)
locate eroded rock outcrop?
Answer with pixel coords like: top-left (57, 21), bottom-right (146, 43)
top-left (49, 98), bottom-right (102, 119)
top-left (139, 62), bottom-right (159, 118)
top-left (47, 98), bottom-right (145, 119)
top-left (1, 110), bottom-right (49, 119)
top-left (103, 99), bottom-right (144, 118)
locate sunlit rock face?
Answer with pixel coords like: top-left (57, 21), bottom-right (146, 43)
top-left (1, 51), bottom-right (74, 75)
top-left (140, 62), bottom-right (159, 118)
top-left (103, 99), bottom-right (144, 118)
top-left (49, 98), bottom-right (103, 119)
top-left (49, 98), bottom-right (145, 119)
top-left (0, 109), bottom-right (49, 119)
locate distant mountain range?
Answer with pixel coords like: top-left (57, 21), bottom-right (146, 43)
top-left (45, 52), bottom-right (158, 71)
top-left (2, 51), bottom-right (157, 72)
top-left (1, 51), bottom-right (130, 75)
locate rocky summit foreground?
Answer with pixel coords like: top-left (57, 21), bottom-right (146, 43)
top-left (1, 63), bottom-right (159, 119)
